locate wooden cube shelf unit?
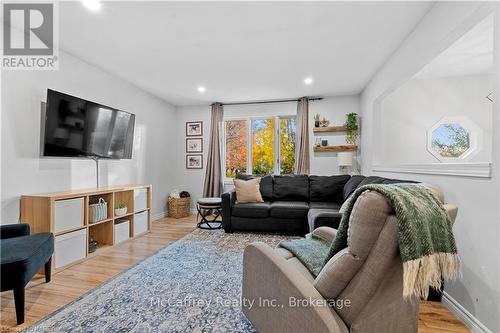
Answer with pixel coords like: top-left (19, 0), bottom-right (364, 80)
top-left (20, 184), bottom-right (152, 272)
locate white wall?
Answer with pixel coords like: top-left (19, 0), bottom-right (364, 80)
top-left (360, 2), bottom-right (499, 332)
top-left (173, 105), bottom-right (212, 212)
top-left (173, 96), bottom-right (359, 210)
top-left (1, 50), bottom-right (177, 223)
top-left (377, 74), bottom-right (493, 165)
top-left (309, 96), bottom-right (360, 174)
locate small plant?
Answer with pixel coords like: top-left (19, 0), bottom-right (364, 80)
top-left (116, 202), bottom-right (127, 209)
top-left (345, 113), bottom-right (359, 144)
top-left (314, 113), bottom-right (320, 127)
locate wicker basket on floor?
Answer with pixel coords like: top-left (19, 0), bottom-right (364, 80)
top-left (168, 196), bottom-right (191, 218)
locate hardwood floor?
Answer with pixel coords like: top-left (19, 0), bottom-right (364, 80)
top-left (1, 216), bottom-right (469, 332)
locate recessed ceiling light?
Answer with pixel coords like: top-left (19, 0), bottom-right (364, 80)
top-left (304, 77), bottom-right (313, 85)
top-left (81, 0), bottom-right (101, 11)
top-left (197, 86), bottom-right (206, 93)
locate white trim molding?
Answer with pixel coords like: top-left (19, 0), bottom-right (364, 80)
top-left (442, 292), bottom-right (492, 333)
top-left (152, 210), bottom-right (167, 221)
top-left (371, 162), bottom-right (491, 178)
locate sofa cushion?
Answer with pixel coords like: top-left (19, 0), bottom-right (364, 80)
top-left (232, 202), bottom-right (271, 218)
top-left (343, 175), bottom-right (366, 200)
top-left (309, 175), bottom-right (350, 202)
top-left (236, 173), bottom-right (273, 201)
top-left (259, 175), bottom-right (274, 201)
top-left (270, 201), bottom-right (309, 219)
top-left (231, 216), bottom-right (306, 234)
top-left (308, 209), bottom-right (342, 231)
top-left (287, 257), bottom-right (315, 283)
top-left (309, 202), bottom-right (342, 210)
top-left (234, 178), bottom-right (264, 203)
top-left (313, 191), bottom-right (392, 301)
top-left (273, 175), bottom-right (309, 201)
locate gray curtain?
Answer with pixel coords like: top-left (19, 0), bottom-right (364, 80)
top-left (203, 102), bottom-right (224, 197)
top-left (294, 97), bottom-right (310, 174)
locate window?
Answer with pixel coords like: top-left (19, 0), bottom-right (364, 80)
top-left (224, 116), bottom-right (296, 178)
top-left (431, 123), bottom-right (470, 158)
top-left (225, 120), bottom-right (247, 178)
top-left (279, 118), bottom-right (296, 174)
top-left (427, 116), bottom-right (481, 162)
top-left (251, 118), bottom-right (275, 174)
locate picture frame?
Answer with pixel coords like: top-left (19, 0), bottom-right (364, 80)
top-left (186, 154), bottom-right (203, 169)
top-left (186, 138), bottom-right (203, 153)
top-left (186, 121), bottom-right (203, 137)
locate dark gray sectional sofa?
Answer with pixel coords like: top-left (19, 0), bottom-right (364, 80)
top-left (221, 174), bottom-right (415, 235)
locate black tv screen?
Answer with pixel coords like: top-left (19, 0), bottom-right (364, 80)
top-left (43, 89), bottom-right (135, 159)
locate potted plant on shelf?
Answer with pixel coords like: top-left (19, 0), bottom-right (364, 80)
top-left (345, 113), bottom-right (359, 144)
top-left (314, 113), bottom-right (320, 127)
top-left (115, 203), bottom-right (127, 217)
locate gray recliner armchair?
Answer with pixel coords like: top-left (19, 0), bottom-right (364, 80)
top-left (242, 189), bottom-right (458, 333)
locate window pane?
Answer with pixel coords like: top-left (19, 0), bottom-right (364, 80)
top-left (280, 118), bottom-right (296, 174)
top-left (225, 120), bottom-right (247, 178)
top-left (252, 118), bottom-right (275, 175)
top-left (431, 123), bottom-right (470, 158)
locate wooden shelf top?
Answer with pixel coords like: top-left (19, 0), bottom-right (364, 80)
top-left (22, 184), bottom-right (151, 200)
top-left (313, 126), bottom-right (347, 133)
top-left (87, 244), bottom-right (112, 258)
top-left (88, 218), bottom-right (113, 227)
top-left (313, 145), bottom-right (357, 152)
top-left (54, 225), bottom-right (86, 237)
top-left (115, 212), bottom-right (134, 219)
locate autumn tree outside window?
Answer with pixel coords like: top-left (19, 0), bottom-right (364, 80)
top-left (224, 116), bottom-right (296, 178)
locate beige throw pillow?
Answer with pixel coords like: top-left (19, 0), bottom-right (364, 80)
top-left (234, 178), bottom-right (264, 203)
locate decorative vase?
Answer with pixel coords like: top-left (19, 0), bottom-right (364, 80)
top-left (314, 121), bottom-right (320, 127)
top-left (115, 207), bottom-right (127, 216)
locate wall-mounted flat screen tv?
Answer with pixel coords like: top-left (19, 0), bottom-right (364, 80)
top-left (42, 89), bottom-right (135, 159)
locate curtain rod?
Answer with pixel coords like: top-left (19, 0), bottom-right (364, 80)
top-left (220, 97), bottom-right (323, 106)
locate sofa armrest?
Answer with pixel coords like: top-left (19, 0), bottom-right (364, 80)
top-left (307, 227), bottom-right (337, 243)
top-left (242, 242), bottom-right (348, 333)
top-left (443, 203), bottom-right (458, 225)
top-left (221, 190), bottom-right (236, 232)
top-left (0, 223), bottom-right (30, 239)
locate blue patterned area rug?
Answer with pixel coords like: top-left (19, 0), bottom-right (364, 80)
top-left (27, 229), bottom-right (292, 332)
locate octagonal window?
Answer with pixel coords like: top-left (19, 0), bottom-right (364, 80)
top-left (431, 123), bottom-right (470, 158)
top-left (427, 116), bottom-right (481, 162)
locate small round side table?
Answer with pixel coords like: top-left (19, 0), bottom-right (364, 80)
top-left (196, 197), bottom-right (222, 229)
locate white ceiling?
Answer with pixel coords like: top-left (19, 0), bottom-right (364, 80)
top-left (58, 1), bottom-right (434, 106)
top-left (415, 14), bottom-right (494, 79)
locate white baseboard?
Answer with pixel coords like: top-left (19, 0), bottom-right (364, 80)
top-left (152, 210), bottom-right (198, 221)
top-left (152, 210), bottom-right (167, 221)
top-left (442, 292), bottom-right (492, 333)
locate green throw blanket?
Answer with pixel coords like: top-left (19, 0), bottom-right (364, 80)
top-left (280, 183), bottom-right (460, 299)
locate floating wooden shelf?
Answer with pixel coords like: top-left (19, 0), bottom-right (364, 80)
top-left (313, 126), bottom-right (347, 133)
top-left (313, 145), bottom-right (357, 152)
